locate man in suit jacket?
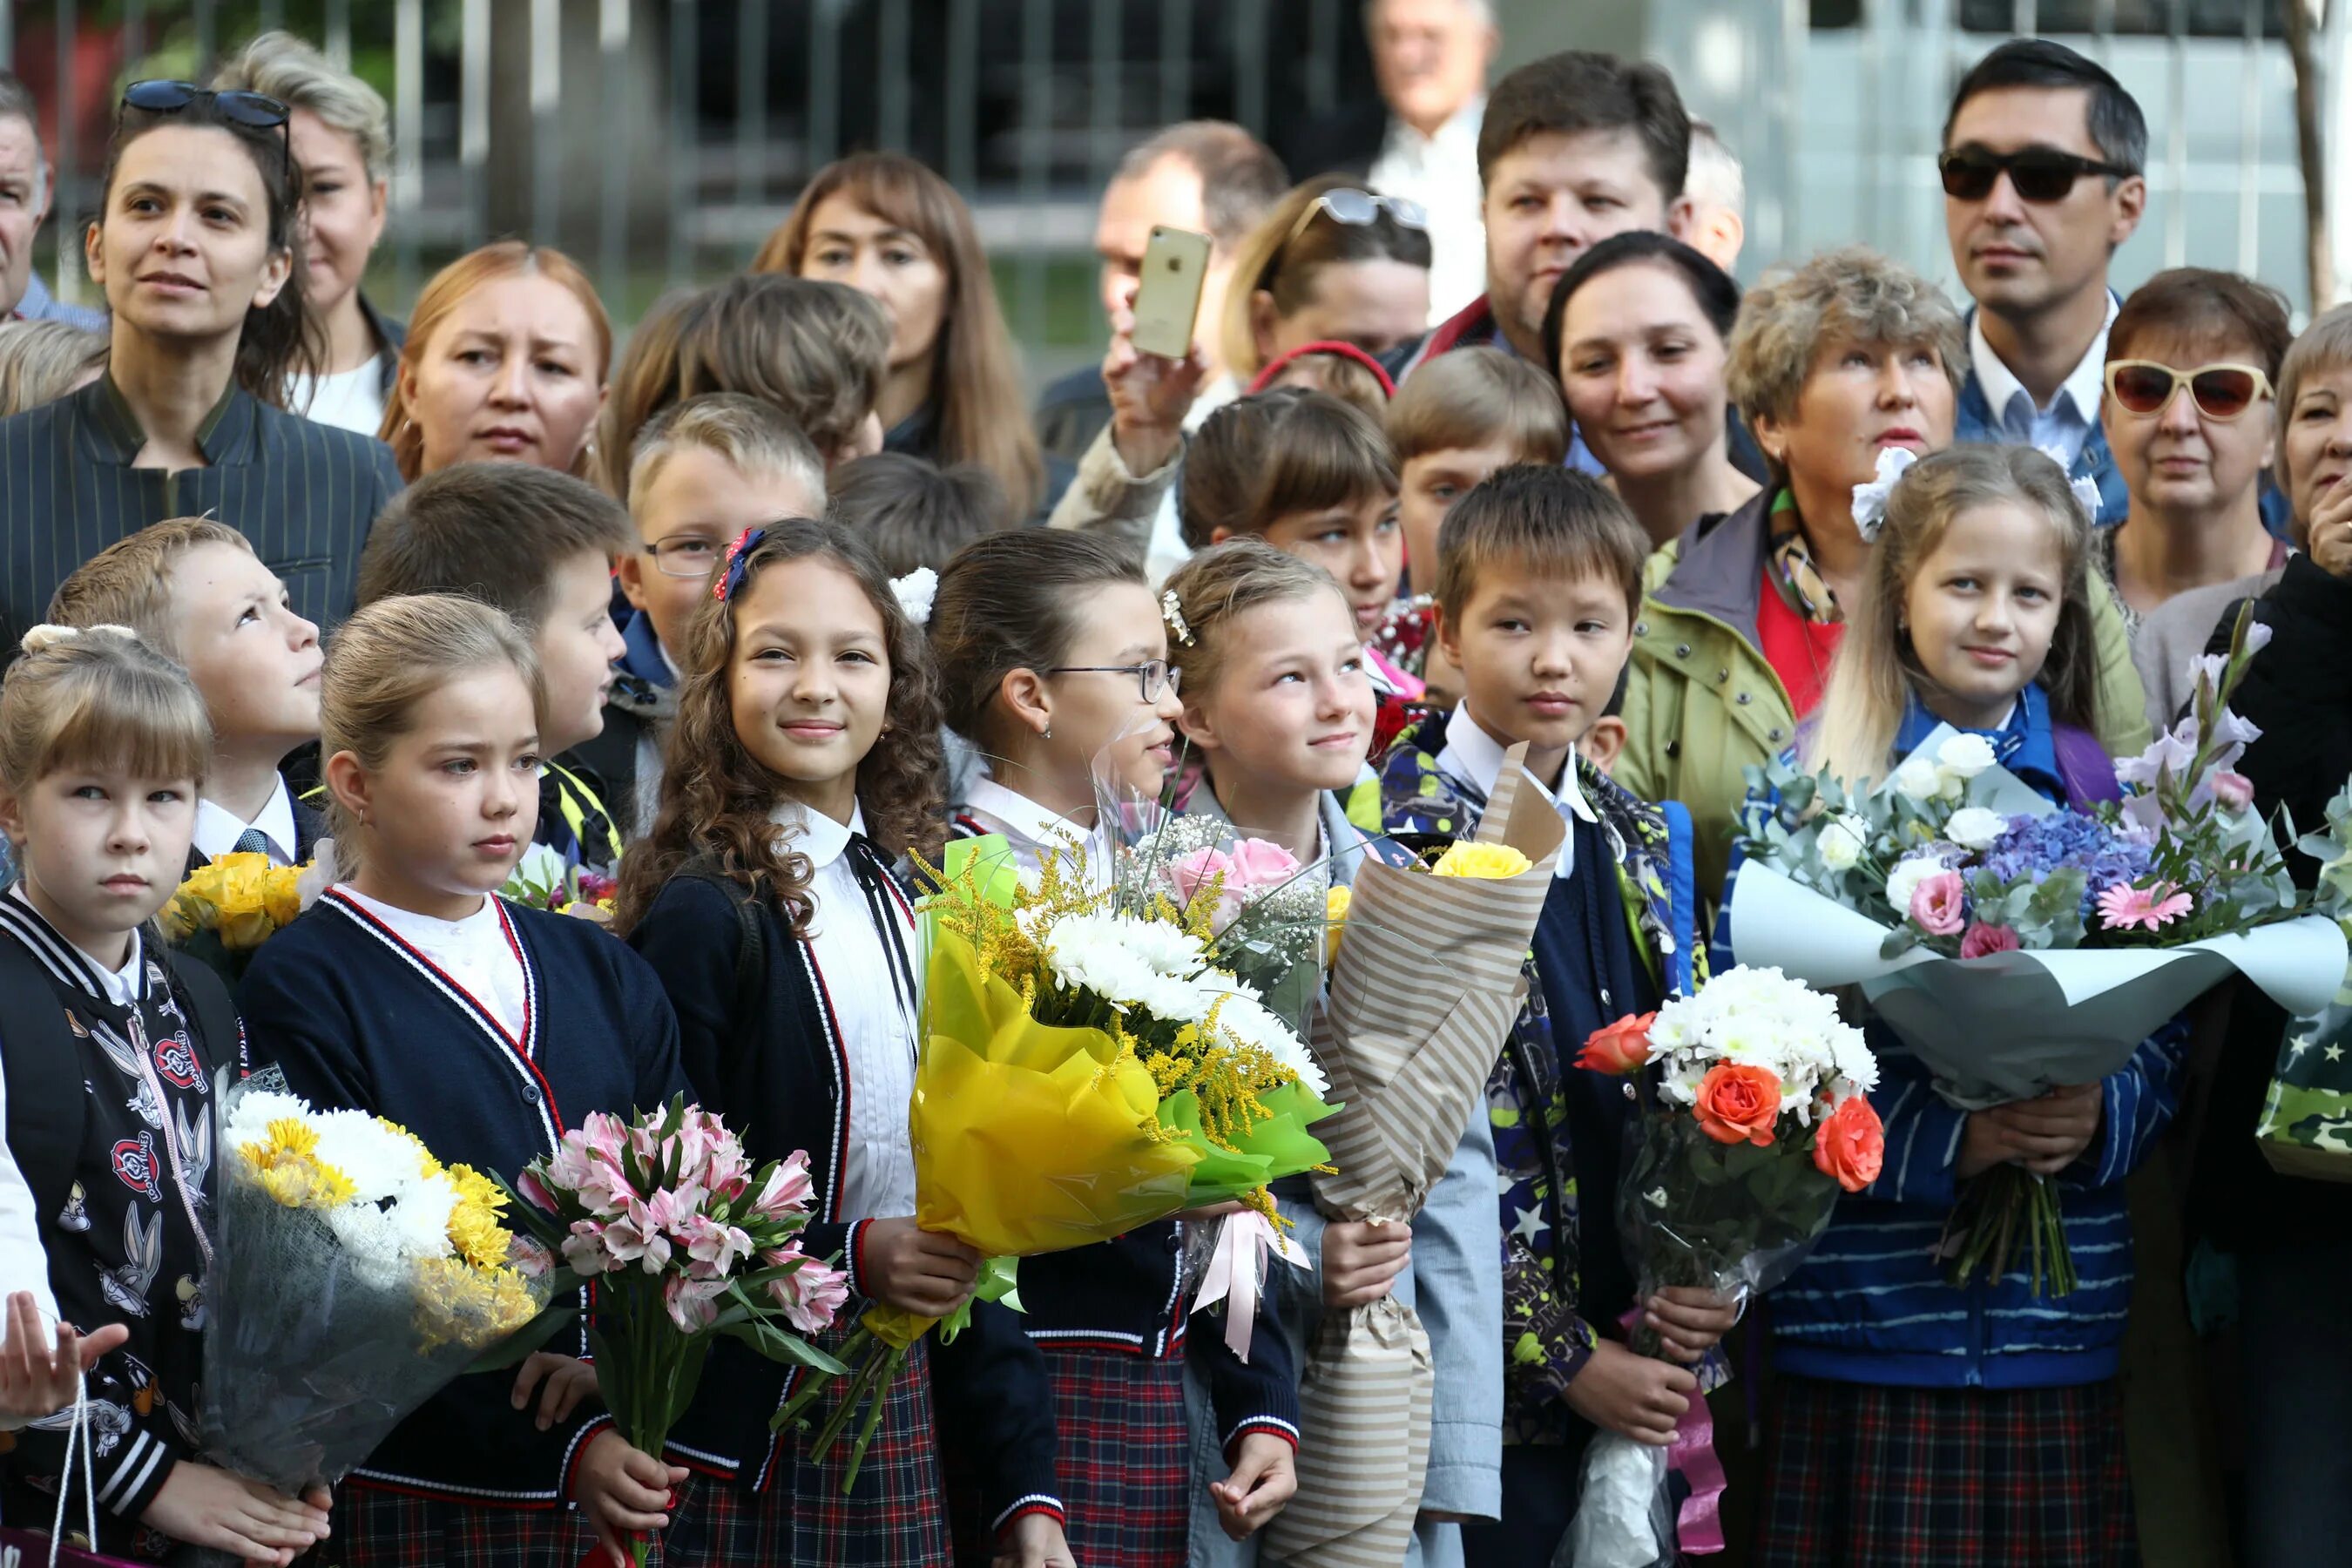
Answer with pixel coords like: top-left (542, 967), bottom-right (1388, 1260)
top-left (1033, 121), bottom-right (1288, 466)
top-left (1284, 0), bottom-right (1498, 326)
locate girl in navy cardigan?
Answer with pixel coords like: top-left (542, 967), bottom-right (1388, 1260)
top-left (1747, 448), bottom-right (2180, 1566)
top-left (614, 520), bottom-right (1069, 1568)
top-left (240, 596), bottom-right (686, 1568)
top-left (929, 531), bottom-right (1301, 1568)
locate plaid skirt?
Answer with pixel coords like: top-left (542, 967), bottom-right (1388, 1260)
top-left (1044, 1346), bottom-right (1191, 1568)
top-left (653, 1336), bottom-right (947, 1568)
top-left (1755, 1375), bottom-right (2137, 1567)
top-left (332, 1487), bottom-right (589, 1568)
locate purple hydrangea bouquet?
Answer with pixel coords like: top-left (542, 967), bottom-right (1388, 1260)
top-left (1727, 610), bottom-right (2345, 1292)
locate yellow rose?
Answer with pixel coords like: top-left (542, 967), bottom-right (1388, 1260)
top-left (1431, 841), bottom-right (1533, 880)
top-left (261, 867), bottom-right (303, 928)
top-left (1324, 885), bottom-right (1352, 967)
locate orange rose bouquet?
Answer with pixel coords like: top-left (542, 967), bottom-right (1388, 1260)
top-left (1565, 966), bottom-right (1885, 1566)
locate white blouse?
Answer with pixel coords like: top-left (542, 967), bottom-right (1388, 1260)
top-left (956, 774), bottom-right (1103, 880)
top-left (338, 887), bottom-right (529, 1039)
top-left (771, 801), bottom-right (920, 1223)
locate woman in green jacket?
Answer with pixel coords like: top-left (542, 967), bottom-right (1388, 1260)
top-left (1617, 246), bottom-right (2152, 896)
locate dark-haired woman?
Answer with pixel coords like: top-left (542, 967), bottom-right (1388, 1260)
top-left (1545, 231), bottom-right (1758, 550)
top-left (0, 81), bottom-right (402, 649)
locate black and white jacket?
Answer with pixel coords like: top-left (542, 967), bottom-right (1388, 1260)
top-left (0, 891), bottom-right (240, 1555)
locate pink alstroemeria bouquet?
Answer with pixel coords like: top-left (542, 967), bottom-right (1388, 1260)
top-left (496, 1098), bottom-right (851, 1565)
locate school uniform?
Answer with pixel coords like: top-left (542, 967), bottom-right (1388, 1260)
top-left (946, 781), bottom-right (1300, 1568)
top-left (628, 801), bottom-right (1063, 1566)
top-left (1179, 782), bottom-right (1500, 1568)
top-left (1377, 707), bottom-right (1701, 1568)
top-left (1745, 688), bottom-right (2180, 1567)
top-left (186, 774), bottom-right (328, 875)
top-left (240, 886), bottom-right (686, 1568)
top-left (0, 889), bottom-right (241, 1559)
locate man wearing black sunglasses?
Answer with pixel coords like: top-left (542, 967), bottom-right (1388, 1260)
top-left (1943, 40), bottom-right (2146, 529)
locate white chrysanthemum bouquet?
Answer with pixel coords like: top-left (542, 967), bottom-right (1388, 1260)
top-left (202, 1069), bottom-right (555, 1495)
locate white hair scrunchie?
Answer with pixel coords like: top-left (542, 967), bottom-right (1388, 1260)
top-left (19, 623), bottom-right (137, 656)
top-left (891, 567), bottom-right (938, 627)
top-left (1848, 445), bottom-right (1919, 544)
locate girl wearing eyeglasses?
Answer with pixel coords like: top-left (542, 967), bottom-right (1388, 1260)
top-left (929, 529), bottom-right (1301, 1568)
top-left (2098, 268), bottom-right (2294, 623)
top-left (0, 81), bottom-right (402, 652)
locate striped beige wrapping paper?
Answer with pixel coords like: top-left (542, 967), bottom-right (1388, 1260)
top-left (1264, 751), bottom-right (1565, 1567)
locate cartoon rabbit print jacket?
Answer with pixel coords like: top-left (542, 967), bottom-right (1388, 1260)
top-left (0, 892), bottom-right (235, 1555)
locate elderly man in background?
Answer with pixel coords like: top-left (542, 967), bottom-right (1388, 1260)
top-left (0, 72), bottom-right (104, 329)
top-left (1032, 120), bottom-right (1288, 465)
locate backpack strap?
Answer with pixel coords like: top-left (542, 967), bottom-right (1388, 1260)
top-left (161, 949), bottom-right (244, 1084)
top-left (0, 935), bottom-right (88, 1241)
top-left (2051, 723), bottom-right (2123, 807)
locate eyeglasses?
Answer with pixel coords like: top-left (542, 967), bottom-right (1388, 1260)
top-left (1278, 188), bottom-right (1429, 256)
top-left (119, 79), bottom-right (292, 162)
top-left (2104, 360), bottom-right (2276, 422)
top-left (1043, 660), bottom-right (1180, 704)
top-left (645, 534), bottom-right (729, 580)
top-left (1937, 147), bottom-right (2132, 203)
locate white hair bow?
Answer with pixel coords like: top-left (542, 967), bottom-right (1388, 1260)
top-left (891, 567), bottom-right (938, 627)
top-left (1848, 445), bottom-right (1918, 543)
top-left (2035, 443), bottom-right (2106, 523)
top-left (19, 623), bottom-right (137, 655)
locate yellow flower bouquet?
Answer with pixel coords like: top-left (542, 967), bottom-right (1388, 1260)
top-left (200, 1068), bottom-right (554, 1494)
top-left (781, 832), bottom-right (1338, 1484)
top-left (159, 850), bottom-right (331, 981)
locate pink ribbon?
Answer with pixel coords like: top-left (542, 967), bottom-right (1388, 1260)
top-left (1193, 1211), bottom-right (1309, 1362)
top-left (1667, 1388), bottom-right (1728, 1553)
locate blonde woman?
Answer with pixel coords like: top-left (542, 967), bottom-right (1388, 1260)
top-left (215, 32), bottom-right (399, 436)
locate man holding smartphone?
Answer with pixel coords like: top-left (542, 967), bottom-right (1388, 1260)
top-left (1032, 121), bottom-right (1288, 467)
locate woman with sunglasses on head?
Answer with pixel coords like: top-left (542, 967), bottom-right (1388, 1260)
top-left (213, 31), bottom-right (401, 438)
top-left (1050, 177), bottom-right (1429, 580)
top-left (756, 152), bottom-right (1065, 522)
top-left (0, 81), bottom-right (402, 652)
top-left (2097, 269), bottom-right (2293, 623)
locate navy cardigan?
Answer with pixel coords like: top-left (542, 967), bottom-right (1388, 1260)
top-left (626, 871), bottom-right (1066, 1533)
top-left (239, 890), bottom-right (686, 1507)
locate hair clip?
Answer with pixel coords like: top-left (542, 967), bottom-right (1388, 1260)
top-left (714, 527), bottom-right (765, 604)
top-left (891, 566), bottom-right (937, 627)
top-left (1848, 445), bottom-right (1917, 544)
top-left (1161, 589), bottom-right (1194, 647)
top-left (19, 623), bottom-right (136, 656)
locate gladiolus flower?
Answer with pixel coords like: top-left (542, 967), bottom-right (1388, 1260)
top-left (2211, 770), bottom-right (2255, 814)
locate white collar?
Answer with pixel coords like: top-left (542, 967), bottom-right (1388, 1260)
top-left (961, 774), bottom-right (1092, 856)
top-left (3, 883), bottom-right (145, 1008)
top-left (1383, 96), bottom-right (1484, 156)
top-left (768, 798), bottom-right (864, 868)
top-left (1969, 294), bottom-right (2117, 427)
top-left (335, 884), bottom-right (504, 950)
top-left (193, 776), bottom-right (300, 866)
top-left (1441, 704), bottom-right (1595, 824)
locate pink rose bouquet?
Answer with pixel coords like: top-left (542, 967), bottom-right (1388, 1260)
top-left (497, 1098), bottom-right (849, 1565)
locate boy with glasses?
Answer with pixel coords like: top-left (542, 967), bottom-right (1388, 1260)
top-left (1942, 39), bottom-right (2147, 525)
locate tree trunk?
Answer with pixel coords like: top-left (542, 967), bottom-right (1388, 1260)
top-left (2287, 0), bottom-right (2334, 311)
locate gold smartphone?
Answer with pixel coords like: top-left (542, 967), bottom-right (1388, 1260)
top-left (1131, 226), bottom-right (1213, 361)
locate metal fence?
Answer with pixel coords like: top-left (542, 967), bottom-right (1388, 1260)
top-left (3, 0), bottom-right (2336, 384)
